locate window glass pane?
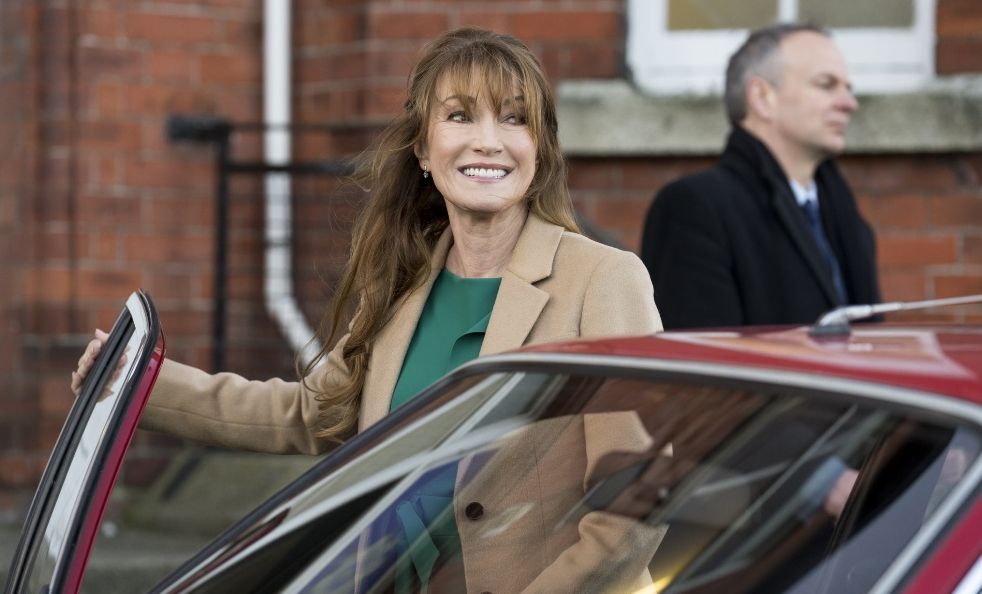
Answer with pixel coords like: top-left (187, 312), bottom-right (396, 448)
top-left (288, 371), bottom-right (982, 593)
top-left (668, 0), bottom-right (778, 30)
top-left (80, 445), bottom-right (316, 593)
top-left (24, 318), bottom-right (139, 593)
top-left (800, 0), bottom-right (914, 28)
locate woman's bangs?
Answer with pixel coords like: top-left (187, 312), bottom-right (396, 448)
top-left (437, 56), bottom-right (543, 139)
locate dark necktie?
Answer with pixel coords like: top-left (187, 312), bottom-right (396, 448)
top-left (800, 199), bottom-right (847, 304)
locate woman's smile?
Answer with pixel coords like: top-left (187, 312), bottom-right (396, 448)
top-left (459, 165), bottom-right (511, 180)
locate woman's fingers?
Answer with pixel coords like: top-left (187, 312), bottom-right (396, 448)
top-left (71, 329), bottom-right (109, 397)
top-left (78, 338), bottom-right (102, 372)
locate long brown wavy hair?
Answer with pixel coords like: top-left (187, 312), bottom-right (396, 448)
top-left (302, 27), bottom-right (580, 441)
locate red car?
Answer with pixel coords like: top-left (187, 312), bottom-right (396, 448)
top-left (6, 291), bottom-right (982, 593)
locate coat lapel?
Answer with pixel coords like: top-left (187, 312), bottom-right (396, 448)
top-left (769, 184), bottom-right (842, 306)
top-left (726, 128), bottom-right (843, 307)
top-left (358, 229), bottom-right (452, 431)
top-left (480, 214), bottom-right (561, 355)
top-left (816, 161), bottom-right (880, 305)
top-left (360, 214), bottom-right (564, 428)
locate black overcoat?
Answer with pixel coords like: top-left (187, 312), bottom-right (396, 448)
top-left (640, 126), bottom-right (880, 329)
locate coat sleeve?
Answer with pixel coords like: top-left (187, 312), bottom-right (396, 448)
top-left (140, 333), bottom-right (354, 455)
top-left (640, 181), bottom-right (744, 329)
top-left (580, 248), bottom-right (663, 336)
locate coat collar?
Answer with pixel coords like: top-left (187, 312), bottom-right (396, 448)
top-left (722, 127), bottom-right (844, 306)
top-left (359, 212), bottom-right (563, 429)
top-left (481, 212), bottom-right (562, 355)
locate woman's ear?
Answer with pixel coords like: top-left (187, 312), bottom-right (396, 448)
top-left (413, 141), bottom-right (430, 177)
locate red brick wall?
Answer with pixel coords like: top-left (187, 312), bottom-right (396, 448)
top-left (937, 0), bottom-right (982, 73)
top-left (2, 0), bottom-right (982, 498)
top-left (0, 0), bottom-right (269, 496)
top-left (569, 154), bottom-right (982, 323)
top-left (0, 1), bottom-right (40, 493)
top-left (293, 0), bottom-right (625, 155)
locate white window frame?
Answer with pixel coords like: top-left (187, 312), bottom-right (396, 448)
top-left (627, 0), bottom-right (937, 95)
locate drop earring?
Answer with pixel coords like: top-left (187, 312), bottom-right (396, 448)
top-left (422, 165), bottom-right (429, 179)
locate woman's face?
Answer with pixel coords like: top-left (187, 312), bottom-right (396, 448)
top-left (416, 77), bottom-right (537, 222)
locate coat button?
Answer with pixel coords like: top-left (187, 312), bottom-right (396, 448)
top-left (465, 502), bottom-right (484, 520)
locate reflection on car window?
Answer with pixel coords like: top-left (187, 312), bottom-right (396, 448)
top-left (157, 372), bottom-right (519, 593)
top-left (166, 369), bottom-right (982, 594)
top-left (271, 372), bottom-right (522, 534)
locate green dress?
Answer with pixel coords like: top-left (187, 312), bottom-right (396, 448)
top-left (388, 268), bottom-right (501, 593)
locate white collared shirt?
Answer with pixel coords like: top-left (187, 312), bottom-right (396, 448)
top-left (789, 178), bottom-right (818, 208)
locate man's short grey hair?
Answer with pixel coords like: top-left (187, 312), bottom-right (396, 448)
top-left (724, 23), bottom-right (830, 126)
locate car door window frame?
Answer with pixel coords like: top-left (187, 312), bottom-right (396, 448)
top-left (4, 291), bottom-right (164, 594)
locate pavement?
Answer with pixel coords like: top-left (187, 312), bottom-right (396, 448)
top-left (0, 525), bottom-right (208, 592)
top-left (0, 450), bottom-right (317, 591)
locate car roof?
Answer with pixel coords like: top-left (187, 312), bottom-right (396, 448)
top-left (520, 324), bottom-right (982, 404)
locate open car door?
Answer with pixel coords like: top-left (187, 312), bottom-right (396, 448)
top-left (5, 291), bottom-right (165, 594)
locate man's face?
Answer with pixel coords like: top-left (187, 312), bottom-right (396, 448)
top-left (768, 31), bottom-right (858, 160)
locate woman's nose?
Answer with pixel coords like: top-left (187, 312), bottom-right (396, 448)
top-left (472, 118), bottom-right (503, 153)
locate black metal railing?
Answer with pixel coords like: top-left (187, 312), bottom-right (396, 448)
top-left (166, 114), bottom-right (352, 372)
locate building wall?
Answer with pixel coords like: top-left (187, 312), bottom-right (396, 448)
top-left (1, 0), bottom-right (981, 497)
top-left (937, 0), bottom-right (982, 73)
top-left (0, 1), bottom-right (269, 497)
top-left (0, 0), bottom-right (40, 504)
top-left (293, 0), bottom-right (982, 316)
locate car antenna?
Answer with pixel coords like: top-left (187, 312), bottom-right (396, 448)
top-left (809, 294), bottom-right (982, 337)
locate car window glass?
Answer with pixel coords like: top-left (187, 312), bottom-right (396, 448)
top-left (23, 324), bottom-right (136, 592)
top-left (281, 371), bottom-right (982, 594)
top-left (266, 373), bottom-right (533, 537)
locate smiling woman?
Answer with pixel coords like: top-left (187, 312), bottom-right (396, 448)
top-left (71, 27), bottom-right (663, 593)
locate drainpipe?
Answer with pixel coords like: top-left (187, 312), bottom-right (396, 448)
top-left (263, 0), bottom-right (322, 365)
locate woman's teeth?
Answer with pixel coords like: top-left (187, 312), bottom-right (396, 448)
top-left (462, 167), bottom-right (507, 179)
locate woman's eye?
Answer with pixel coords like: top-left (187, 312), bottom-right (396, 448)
top-left (448, 111), bottom-right (468, 123)
top-left (503, 113), bottom-right (527, 125)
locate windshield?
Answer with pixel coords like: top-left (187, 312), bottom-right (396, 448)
top-left (161, 364), bottom-right (982, 594)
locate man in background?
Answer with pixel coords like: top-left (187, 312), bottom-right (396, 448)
top-left (640, 23), bottom-right (880, 329)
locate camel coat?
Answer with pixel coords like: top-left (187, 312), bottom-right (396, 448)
top-left (142, 213), bottom-right (665, 592)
